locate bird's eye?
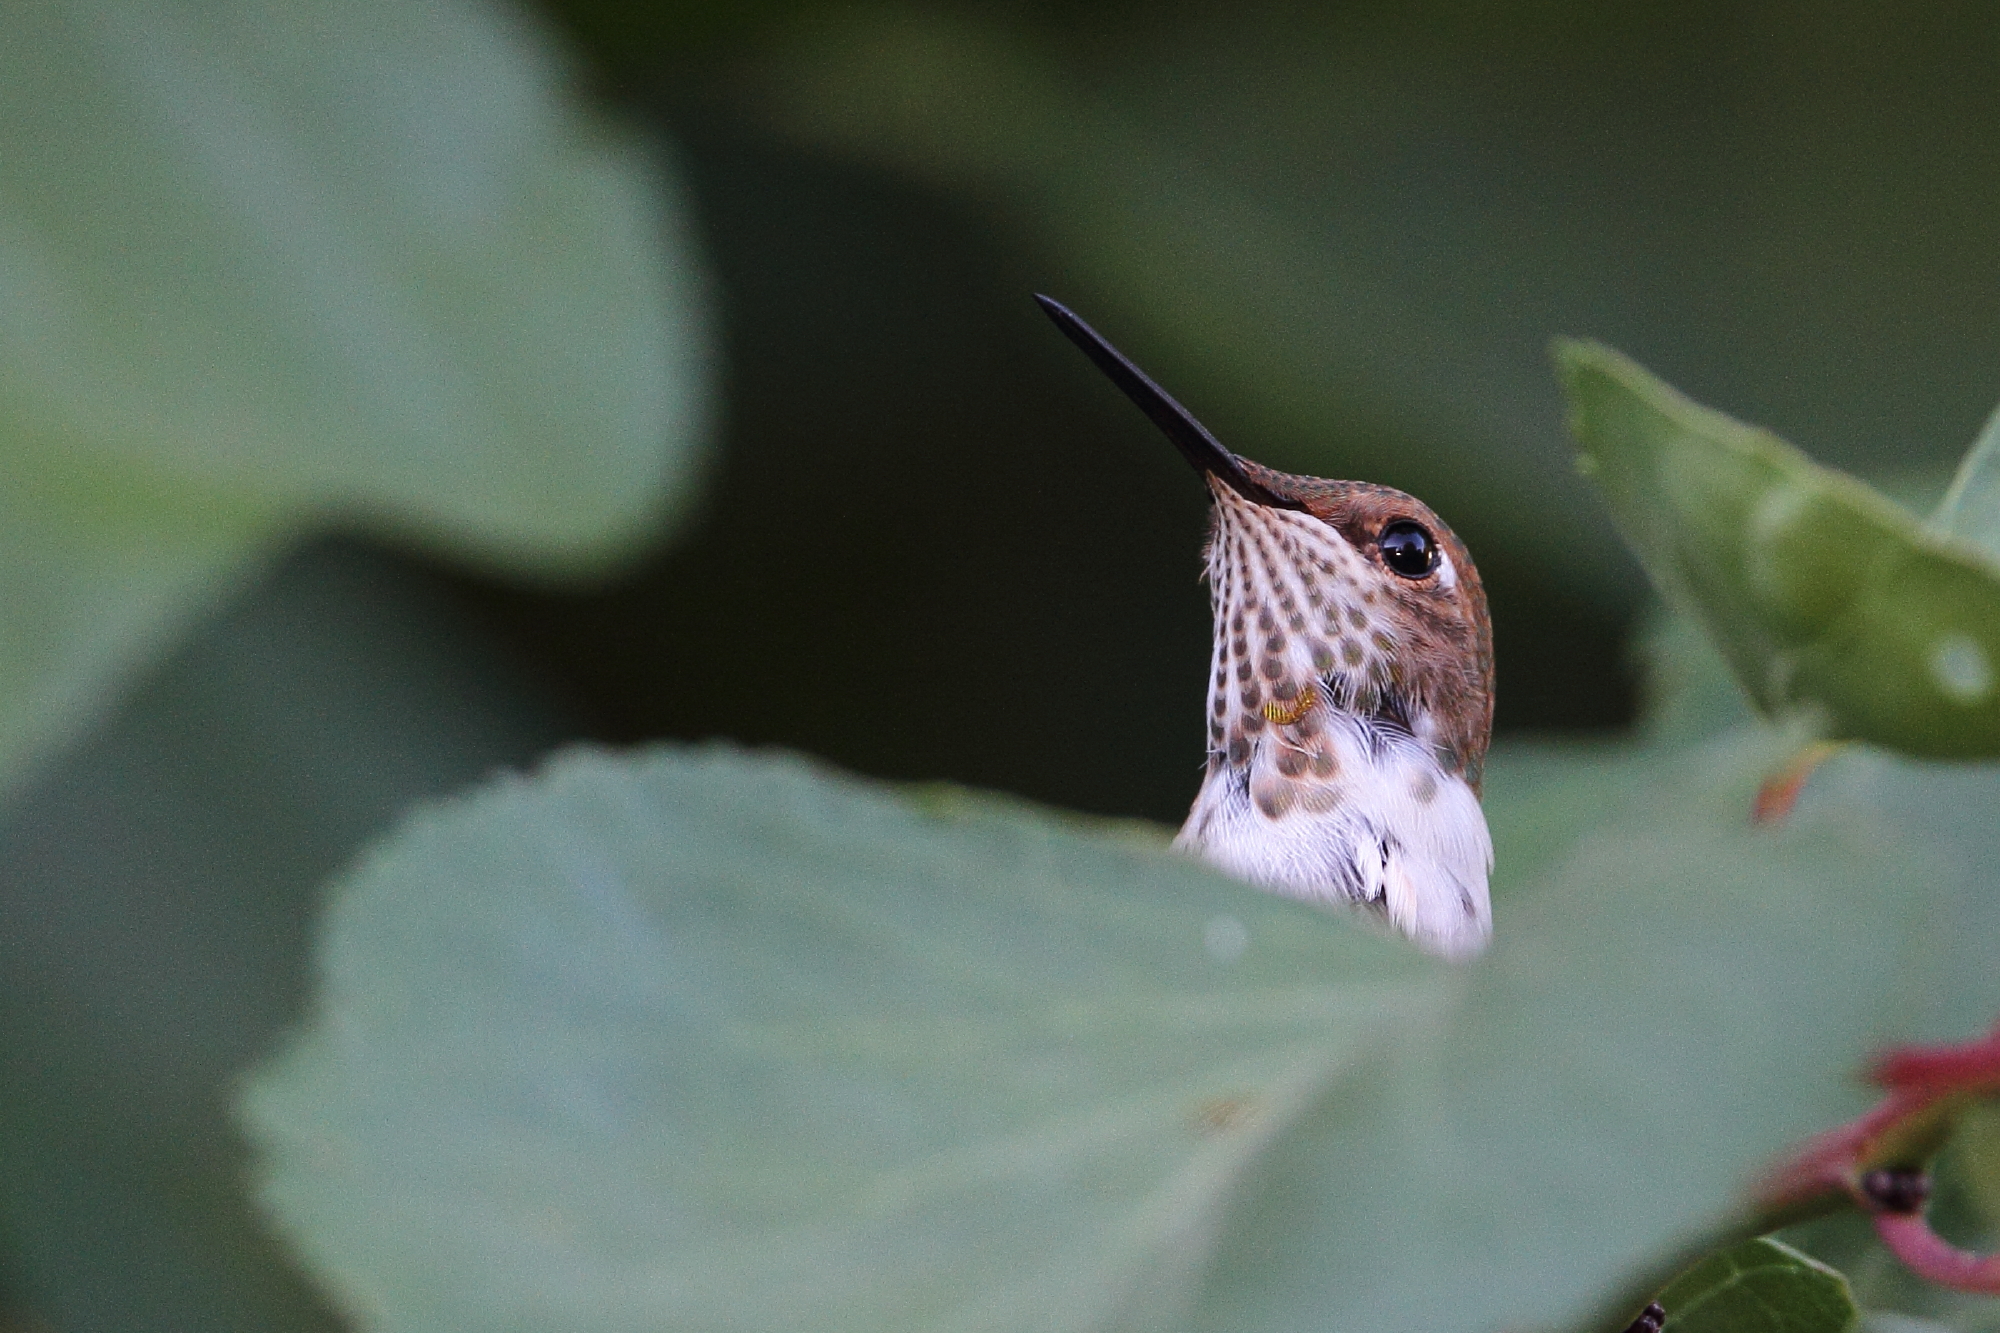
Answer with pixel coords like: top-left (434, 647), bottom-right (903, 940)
top-left (1378, 520), bottom-right (1437, 578)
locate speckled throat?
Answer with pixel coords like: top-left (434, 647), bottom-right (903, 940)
top-left (1201, 481), bottom-right (1413, 769)
top-left (1176, 478), bottom-right (1494, 959)
top-left (1031, 292), bottom-right (1493, 958)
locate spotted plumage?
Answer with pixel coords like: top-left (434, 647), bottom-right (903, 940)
top-left (1180, 468), bottom-right (1493, 958)
top-left (1037, 295), bottom-right (1496, 959)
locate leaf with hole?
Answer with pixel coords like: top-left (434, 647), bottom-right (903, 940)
top-left (1556, 339), bottom-right (2000, 758)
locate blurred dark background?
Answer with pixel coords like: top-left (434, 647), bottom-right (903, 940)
top-left (450, 4), bottom-right (1663, 828)
top-left (450, 0), bottom-right (2000, 822)
top-left (10, 2), bottom-right (2000, 1329)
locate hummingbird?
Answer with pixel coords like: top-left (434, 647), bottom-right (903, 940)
top-left (1037, 295), bottom-right (1495, 959)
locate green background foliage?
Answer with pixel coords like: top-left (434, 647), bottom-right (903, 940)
top-left (235, 608), bottom-right (2000, 1333)
top-left (3, 2), bottom-right (2000, 1332)
top-left (0, 0), bottom-right (708, 798)
top-left (1557, 341), bottom-right (2000, 757)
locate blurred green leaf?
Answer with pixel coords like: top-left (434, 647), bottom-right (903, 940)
top-left (2, 0), bottom-right (709, 565)
top-left (0, 0), bottom-right (710, 793)
top-left (244, 744), bottom-right (1435, 1332)
top-left (1556, 339), bottom-right (2000, 758)
top-left (1930, 406), bottom-right (2000, 566)
top-left (1630, 609), bottom-right (1759, 747)
top-left (243, 652), bottom-right (2000, 1333)
top-left (1653, 1238), bottom-right (1858, 1333)
top-left (0, 455), bottom-right (281, 791)
top-left (0, 537), bottom-right (583, 1333)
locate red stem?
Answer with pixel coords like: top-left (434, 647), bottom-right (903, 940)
top-left (1874, 1212), bottom-right (2000, 1295)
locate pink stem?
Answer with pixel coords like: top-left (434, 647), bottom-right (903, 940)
top-left (1873, 1212), bottom-right (2000, 1295)
top-left (1869, 1023), bottom-right (2000, 1093)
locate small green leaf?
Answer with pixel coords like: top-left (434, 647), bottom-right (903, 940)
top-left (1653, 1238), bottom-right (1858, 1333)
top-left (1555, 339), bottom-right (2000, 757)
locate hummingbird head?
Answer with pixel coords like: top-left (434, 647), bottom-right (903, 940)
top-left (1037, 295), bottom-right (1495, 959)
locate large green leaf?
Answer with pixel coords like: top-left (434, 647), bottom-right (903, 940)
top-left (242, 656), bottom-right (2000, 1333)
top-left (1556, 339), bottom-right (2000, 757)
top-left (244, 746), bottom-right (1434, 1332)
top-left (1654, 1238), bottom-right (1858, 1333)
top-left (1, 1), bottom-right (708, 566)
top-left (0, 0), bottom-right (710, 793)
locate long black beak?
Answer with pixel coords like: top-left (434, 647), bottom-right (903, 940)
top-left (1034, 294), bottom-right (1299, 510)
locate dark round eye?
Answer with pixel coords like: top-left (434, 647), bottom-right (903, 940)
top-left (1378, 520), bottom-right (1437, 578)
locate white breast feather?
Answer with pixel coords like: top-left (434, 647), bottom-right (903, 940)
top-left (1176, 721), bottom-right (1492, 959)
